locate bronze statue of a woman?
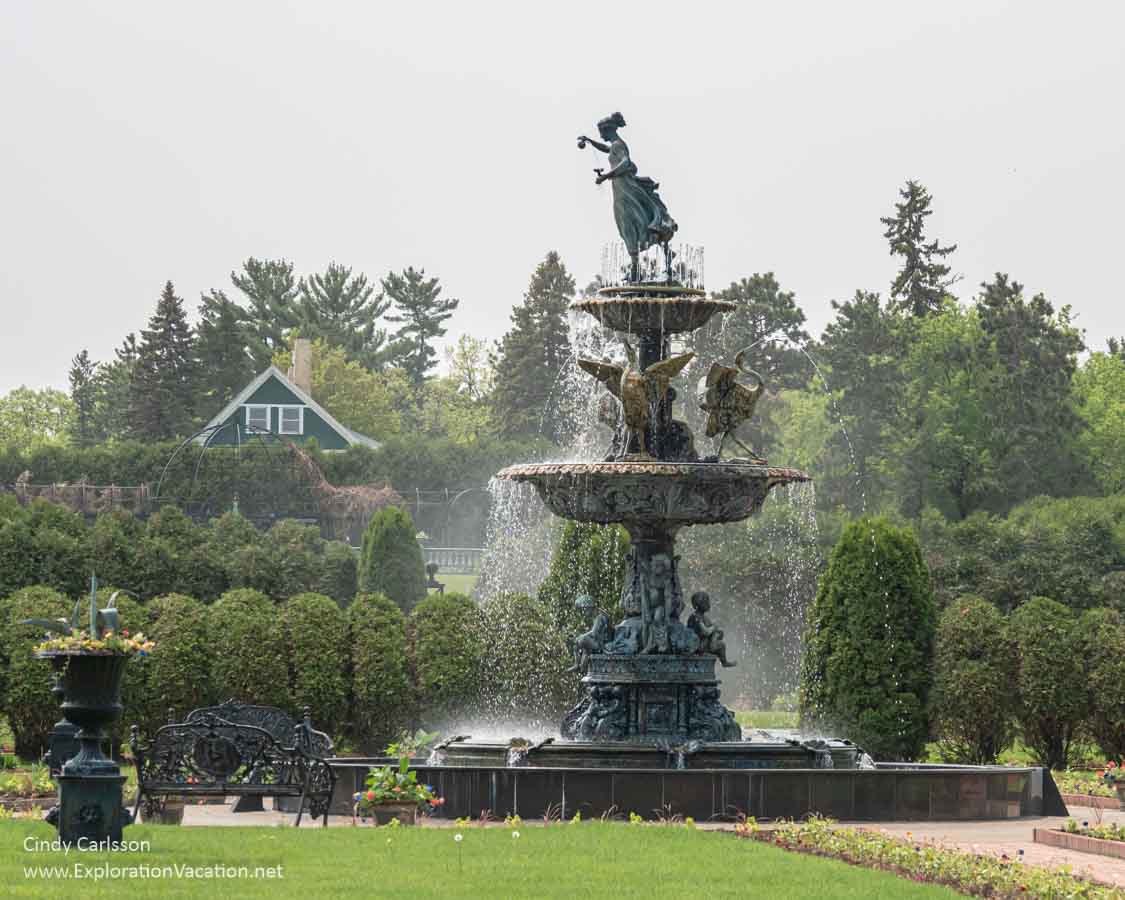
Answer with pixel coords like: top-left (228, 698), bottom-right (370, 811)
top-left (578, 112), bottom-right (678, 283)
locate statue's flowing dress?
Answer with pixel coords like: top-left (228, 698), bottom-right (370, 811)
top-left (608, 139), bottom-right (677, 254)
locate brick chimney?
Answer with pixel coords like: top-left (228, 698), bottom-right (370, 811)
top-left (290, 338), bottom-right (313, 396)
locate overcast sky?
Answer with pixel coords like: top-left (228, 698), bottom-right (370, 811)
top-left (2, 1), bottom-right (1122, 395)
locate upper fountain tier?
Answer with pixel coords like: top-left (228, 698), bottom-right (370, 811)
top-left (572, 285), bottom-right (735, 337)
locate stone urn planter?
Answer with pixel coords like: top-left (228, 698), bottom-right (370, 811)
top-left (37, 651), bottom-right (130, 844)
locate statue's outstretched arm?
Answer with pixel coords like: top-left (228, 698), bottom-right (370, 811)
top-left (578, 135), bottom-right (610, 153)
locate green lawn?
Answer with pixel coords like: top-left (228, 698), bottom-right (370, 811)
top-left (0, 820), bottom-right (959, 899)
top-left (431, 573), bottom-right (478, 597)
top-left (736, 709), bottom-right (799, 730)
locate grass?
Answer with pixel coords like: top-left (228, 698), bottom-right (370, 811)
top-left (0, 820), bottom-right (960, 899)
top-left (432, 573), bottom-right (478, 597)
top-left (735, 709), bottom-right (799, 730)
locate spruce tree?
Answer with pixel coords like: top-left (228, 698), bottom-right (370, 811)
top-left (295, 263), bottom-right (391, 370)
top-left (382, 267), bottom-right (459, 388)
top-left (128, 281), bottom-right (199, 441)
top-left (881, 180), bottom-right (958, 317)
top-left (195, 290), bottom-right (257, 413)
top-left (68, 349), bottom-right (98, 447)
top-left (230, 257), bottom-right (299, 368)
top-left (90, 334), bottom-right (138, 441)
top-left (490, 251), bottom-right (576, 442)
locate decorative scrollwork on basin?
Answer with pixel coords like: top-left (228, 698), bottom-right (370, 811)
top-left (571, 293), bottom-right (734, 334)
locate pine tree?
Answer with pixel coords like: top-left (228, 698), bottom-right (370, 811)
top-left (490, 251), bottom-right (576, 442)
top-left (68, 349), bottom-right (98, 447)
top-left (230, 258), bottom-right (299, 368)
top-left (295, 263), bottom-right (391, 370)
top-left (128, 281), bottom-right (199, 440)
top-left (382, 267), bottom-right (459, 388)
top-left (195, 290), bottom-right (257, 414)
top-left (90, 333), bottom-right (138, 441)
top-left (881, 180), bottom-right (958, 317)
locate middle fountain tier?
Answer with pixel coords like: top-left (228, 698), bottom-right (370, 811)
top-left (497, 281), bottom-right (810, 747)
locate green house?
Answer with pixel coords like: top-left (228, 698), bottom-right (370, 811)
top-left (197, 366), bottom-right (379, 450)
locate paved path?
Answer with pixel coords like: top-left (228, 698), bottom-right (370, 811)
top-left (180, 799), bottom-right (1125, 887)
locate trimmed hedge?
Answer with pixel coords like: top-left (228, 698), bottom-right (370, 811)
top-left (1009, 596), bottom-right (1085, 769)
top-left (1080, 607), bottom-right (1125, 761)
top-left (282, 592), bottom-right (349, 737)
top-left (409, 593), bottom-right (482, 724)
top-left (139, 593), bottom-right (213, 725)
top-left (799, 516), bottom-right (935, 761)
top-left (0, 586), bottom-right (70, 757)
top-left (358, 507), bottom-right (427, 612)
top-left (207, 589), bottom-right (289, 709)
top-left (931, 596), bottom-right (1017, 764)
top-left (348, 593), bottom-right (411, 752)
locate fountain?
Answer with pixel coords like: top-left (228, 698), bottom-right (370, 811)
top-left (328, 112), bottom-right (1065, 821)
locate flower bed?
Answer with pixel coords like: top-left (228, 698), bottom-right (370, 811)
top-left (740, 815), bottom-right (1125, 899)
top-left (1055, 769), bottom-right (1118, 799)
top-left (1035, 821), bottom-right (1125, 861)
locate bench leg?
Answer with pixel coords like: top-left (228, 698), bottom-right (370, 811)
top-left (295, 781), bottom-right (308, 828)
top-left (233, 795), bottom-right (264, 813)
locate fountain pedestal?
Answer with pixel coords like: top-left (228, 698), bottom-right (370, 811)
top-left (564, 654), bottom-right (740, 743)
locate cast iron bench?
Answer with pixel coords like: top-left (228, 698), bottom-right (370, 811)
top-left (129, 712), bottom-right (336, 826)
top-left (185, 701), bottom-right (334, 813)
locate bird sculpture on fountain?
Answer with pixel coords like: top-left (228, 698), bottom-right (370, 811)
top-left (578, 341), bottom-right (694, 460)
top-left (697, 348), bottom-right (768, 463)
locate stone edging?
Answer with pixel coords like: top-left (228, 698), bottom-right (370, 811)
top-left (1060, 793), bottom-right (1120, 810)
top-left (1034, 827), bottom-right (1125, 860)
top-left (0, 795), bottom-right (55, 813)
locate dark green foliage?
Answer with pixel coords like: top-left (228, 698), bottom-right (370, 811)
top-left (319, 541), bottom-right (358, 605)
top-left (1078, 607), bottom-right (1125, 761)
top-left (195, 290), bottom-right (258, 413)
top-left (409, 593), bottom-right (482, 724)
top-left (490, 252), bottom-right (577, 442)
top-left (1008, 596), bottom-right (1085, 769)
top-left (537, 521), bottom-right (629, 638)
top-left (282, 593), bottom-right (349, 737)
top-left (128, 281), bottom-right (199, 441)
top-left (931, 597), bottom-right (1017, 764)
top-left (229, 258), bottom-right (300, 369)
top-left (799, 517), bottom-right (935, 761)
top-left (0, 500), bottom-right (88, 598)
top-left (68, 349), bottom-right (98, 448)
top-left (295, 263), bottom-right (390, 371)
top-left (89, 333), bottom-right (138, 442)
top-left (207, 589), bottom-right (289, 709)
top-left (138, 593), bottom-right (213, 726)
top-left (358, 507), bottom-right (427, 612)
top-left (477, 592), bottom-right (573, 725)
top-left (880, 180), bottom-right (958, 318)
top-left (383, 267), bottom-right (459, 388)
top-left (0, 586), bottom-right (69, 757)
top-left (347, 593), bottom-right (411, 751)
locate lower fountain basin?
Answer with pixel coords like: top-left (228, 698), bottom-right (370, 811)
top-left (497, 461), bottom-right (810, 528)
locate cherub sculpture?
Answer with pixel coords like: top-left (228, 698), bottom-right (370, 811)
top-left (578, 341), bottom-right (694, 459)
top-left (687, 591), bottom-right (735, 667)
top-left (569, 612), bottom-right (611, 674)
top-left (697, 348), bottom-right (767, 463)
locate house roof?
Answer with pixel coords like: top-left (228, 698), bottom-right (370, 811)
top-left (196, 366), bottom-right (380, 449)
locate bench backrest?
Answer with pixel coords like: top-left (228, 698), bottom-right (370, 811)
top-left (186, 700), bottom-right (335, 758)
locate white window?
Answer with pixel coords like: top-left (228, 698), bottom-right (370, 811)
top-left (245, 405), bottom-right (269, 432)
top-left (279, 406), bottom-right (303, 435)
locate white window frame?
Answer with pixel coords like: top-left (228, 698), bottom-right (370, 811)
top-left (245, 404), bottom-right (270, 433)
top-left (278, 405), bottom-right (304, 436)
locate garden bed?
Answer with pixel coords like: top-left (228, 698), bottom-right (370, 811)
top-left (1035, 825), bottom-right (1125, 861)
top-left (1062, 793), bottom-right (1121, 810)
top-left (743, 815), bottom-right (1125, 898)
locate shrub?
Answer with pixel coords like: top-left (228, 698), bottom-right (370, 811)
top-left (137, 593), bottom-right (213, 727)
top-left (931, 596), bottom-right (1017, 764)
top-left (799, 516), bottom-right (935, 761)
top-left (94, 586), bottom-right (149, 741)
top-left (319, 541), bottom-right (358, 606)
top-left (1079, 606), bottom-right (1125, 761)
top-left (1009, 596), bottom-right (1085, 768)
top-left (282, 593), bottom-right (349, 736)
top-left (409, 593), bottom-right (482, 724)
top-left (0, 586), bottom-right (69, 758)
top-left (348, 593), bottom-right (411, 752)
top-left (537, 521), bottom-right (629, 636)
top-left (85, 511), bottom-right (143, 592)
top-left (358, 507), bottom-right (427, 612)
top-left (268, 521), bottom-right (325, 599)
top-left (477, 592), bottom-right (574, 727)
top-left (207, 589), bottom-right (289, 708)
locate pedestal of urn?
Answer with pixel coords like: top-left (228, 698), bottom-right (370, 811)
top-left (38, 652), bottom-right (130, 845)
top-left (563, 654), bottom-right (740, 743)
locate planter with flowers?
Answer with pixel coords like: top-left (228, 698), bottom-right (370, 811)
top-left (1101, 761), bottom-right (1125, 810)
top-left (23, 576), bottom-right (154, 844)
top-left (353, 757), bottom-right (444, 826)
